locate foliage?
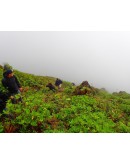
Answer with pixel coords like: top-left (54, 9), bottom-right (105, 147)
top-left (0, 66), bottom-right (130, 133)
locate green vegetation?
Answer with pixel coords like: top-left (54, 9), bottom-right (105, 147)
top-left (0, 65), bottom-right (130, 133)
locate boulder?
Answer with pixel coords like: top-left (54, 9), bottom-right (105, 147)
top-left (80, 81), bottom-right (91, 88)
top-left (73, 81), bottom-right (95, 95)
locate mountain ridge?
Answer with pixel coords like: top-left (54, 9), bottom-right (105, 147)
top-left (0, 65), bottom-right (130, 133)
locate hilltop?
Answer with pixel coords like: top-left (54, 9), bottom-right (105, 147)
top-left (0, 65), bottom-right (130, 133)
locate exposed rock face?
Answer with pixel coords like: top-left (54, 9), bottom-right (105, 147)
top-left (80, 81), bottom-right (91, 88)
top-left (73, 80), bottom-right (95, 95)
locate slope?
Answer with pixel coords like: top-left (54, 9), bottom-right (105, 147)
top-left (0, 66), bottom-right (130, 133)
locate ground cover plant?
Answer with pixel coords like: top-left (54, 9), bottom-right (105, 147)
top-left (0, 65), bottom-right (130, 133)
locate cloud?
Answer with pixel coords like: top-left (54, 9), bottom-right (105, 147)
top-left (0, 31), bottom-right (130, 93)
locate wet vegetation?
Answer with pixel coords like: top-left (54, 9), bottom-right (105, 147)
top-left (0, 65), bottom-right (130, 133)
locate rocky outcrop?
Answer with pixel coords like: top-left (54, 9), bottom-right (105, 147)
top-left (73, 81), bottom-right (96, 95)
top-left (80, 81), bottom-right (91, 88)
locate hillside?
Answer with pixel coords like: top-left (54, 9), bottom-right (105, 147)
top-left (0, 66), bottom-right (130, 133)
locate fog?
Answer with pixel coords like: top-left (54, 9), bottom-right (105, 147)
top-left (0, 31), bottom-right (130, 93)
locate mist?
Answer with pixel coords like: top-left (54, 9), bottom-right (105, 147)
top-left (0, 31), bottom-right (130, 93)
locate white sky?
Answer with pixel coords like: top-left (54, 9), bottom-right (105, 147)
top-left (1, 31), bottom-right (130, 93)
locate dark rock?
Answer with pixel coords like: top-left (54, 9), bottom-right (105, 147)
top-left (73, 80), bottom-right (96, 95)
top-left (80, 81), bottom-right (91, 88)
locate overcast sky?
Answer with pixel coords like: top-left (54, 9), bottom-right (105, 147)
top-left (0, 31), bottom-right (130, 93)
